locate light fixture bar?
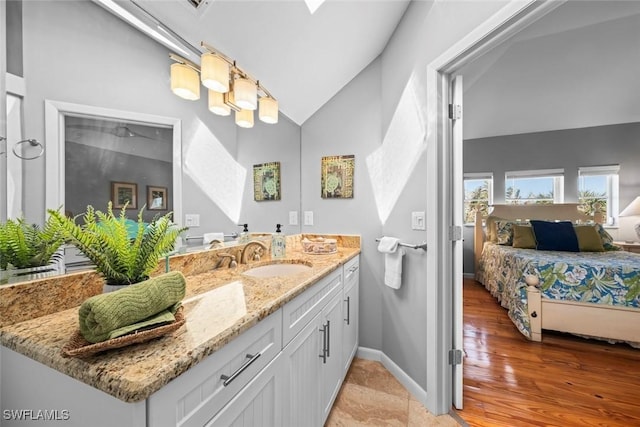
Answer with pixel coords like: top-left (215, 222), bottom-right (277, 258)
top-left (169, 42), bottom-right (278, 126)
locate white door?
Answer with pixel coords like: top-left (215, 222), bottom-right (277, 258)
top-left (451, 74), bottom-right (464, 409)
top-left (320, 291), bottom-right (344, 423)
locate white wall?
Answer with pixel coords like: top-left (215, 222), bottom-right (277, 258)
top-left (20, 0), bottom-right (300, 236)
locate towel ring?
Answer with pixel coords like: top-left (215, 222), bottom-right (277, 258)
top-left (12, 139), bottom-right (45, 160)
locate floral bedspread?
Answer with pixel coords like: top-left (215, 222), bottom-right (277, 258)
top-left (476, 243), bottom-right (640, 339)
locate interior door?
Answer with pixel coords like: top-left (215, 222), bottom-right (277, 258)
top-left (451, 74), bottom-right (464, 409)
top-left (1, 0), bottom-right (8, 222)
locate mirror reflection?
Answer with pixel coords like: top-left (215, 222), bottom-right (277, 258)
top-left (64, 116), bottom-right (173, 223)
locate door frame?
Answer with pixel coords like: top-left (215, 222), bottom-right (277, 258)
top-left (425, 0), bottom-right (566, 415)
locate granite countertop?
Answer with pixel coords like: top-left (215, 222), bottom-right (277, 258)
top-left (0, 239), bottom-right (360, 403)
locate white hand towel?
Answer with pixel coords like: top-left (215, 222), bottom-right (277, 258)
top-left (377, 237), bottom-right (404, 289)
top-left (203, 232), bottom-right (225, 245)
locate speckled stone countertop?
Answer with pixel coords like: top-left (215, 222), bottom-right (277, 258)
top-left (0, 234), bottom-right (360, 403)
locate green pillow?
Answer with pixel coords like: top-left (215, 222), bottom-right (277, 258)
top-left (574, 225), bottom-right (605, 252)
top-left (512, 225), bottom-right (536, 249)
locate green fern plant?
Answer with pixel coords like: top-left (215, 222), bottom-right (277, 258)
top-left (48, 203), bottom-right (187, 286)
top-left (0, 215), bottom-right (65, 270)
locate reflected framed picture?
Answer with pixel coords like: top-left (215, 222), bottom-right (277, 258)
top-left (321, 155), bottom-right (354, 199)
top-left (147, 186), bottom-right (168, 210)
top-left (253, 162), bottom-right (281, 201)
top-left (111, 181), bottom-right (137, 209)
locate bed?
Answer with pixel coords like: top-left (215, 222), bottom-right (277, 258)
top-left (473, 203), bottom-right (640, 345)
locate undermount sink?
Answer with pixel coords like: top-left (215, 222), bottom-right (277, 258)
top-left (242, 262), bottom-right (313, 278)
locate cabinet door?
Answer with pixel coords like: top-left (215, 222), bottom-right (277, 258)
top-left (320, 291), bottom-right (344, 424)
top-left (206, 353), bottom-right (283, 427)
top-left (342, 267), bottom-right (359, 375)
top-left (281, 312), bottom-right (322, 427)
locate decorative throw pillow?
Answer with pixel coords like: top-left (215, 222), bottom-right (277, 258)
top-left (573, 225), bottom-right (605, 252)
top-left (495, 220), bottom-right (516, 245)
top-left (530, 220), bottom-right (580, 252)
top-left (512, 224), bottom-right (536, 249)
top-left (594, 223), bottom-right (620, 251)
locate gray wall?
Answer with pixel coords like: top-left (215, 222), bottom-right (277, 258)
top-left (302, 0), bottom-right (510, 391)
top-left (6, 0), bottom-right (22, 76)
top-left (20, 0), bottom-right (300, 236)
top-left (463, 122), bottom-right (640, 274)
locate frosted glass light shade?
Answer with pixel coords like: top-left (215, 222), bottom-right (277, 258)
top-left (259, 97), bottom-right (278, 124)
top-left (170, 63), bottom-right (200, 101)
top-left (236, 109), bottom-right (254, 128)
top-left (208, 90), bottom-right (230, 116)
top-left (234, 78), bottom-right (257, 110)
top-left (201, 53), bottom-right (229, 93)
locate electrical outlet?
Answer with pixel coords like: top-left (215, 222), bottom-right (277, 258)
top-left (289, 211), bottom-right (298, 226)
top-left (304, 211), bottom-right (314, 226)
top-left (185, 214), bottom-right (200, 227)
top-left (411, 211), bottom-right (425, 230)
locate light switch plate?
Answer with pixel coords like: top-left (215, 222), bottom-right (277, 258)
top-left (411, 211), bottom-right (425, 230)
top-left (289, 211), bottom-right (298, 226)
top-left (304, 211), bottom-right (314, 226)
top-left (185, 214), bottom-right (200, 227)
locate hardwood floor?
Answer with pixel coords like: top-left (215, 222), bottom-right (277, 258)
top-left (457, 279), bottom-right (640, 426)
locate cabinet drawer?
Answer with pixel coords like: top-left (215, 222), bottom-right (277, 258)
top-left (343, 256), bottom-right (359, 293)
top-left (147, 309), bottom-right (282, 427)
top-left (282, 268), bottom-right (342, 346)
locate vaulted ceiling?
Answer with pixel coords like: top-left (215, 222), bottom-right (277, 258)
top-left (125, 0), bottom-right (411, 125)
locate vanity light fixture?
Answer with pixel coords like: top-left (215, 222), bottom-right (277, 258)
top-left (170, 42), bottom-right (278, 127)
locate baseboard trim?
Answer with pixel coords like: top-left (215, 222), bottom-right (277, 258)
top-left (356, 346), bottom-right (427, 407)
top-left (463, 273), bottom-right (475, 279)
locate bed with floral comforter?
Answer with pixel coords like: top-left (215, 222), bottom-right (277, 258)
top-left (476, 242), bottom-right (640, 339)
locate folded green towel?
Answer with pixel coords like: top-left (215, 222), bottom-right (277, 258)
top-left (79, 271), bottom-right (186, 343)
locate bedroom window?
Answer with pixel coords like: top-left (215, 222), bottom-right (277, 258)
top-left (464, 173), bottom-right (493, 223)
top-left (578, 165), bottom-right (619, 226)
top-left (505, 169), bottom-right (564, 205)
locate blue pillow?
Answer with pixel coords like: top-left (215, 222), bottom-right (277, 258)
top-left (530, 220), bottom-right (579, 252)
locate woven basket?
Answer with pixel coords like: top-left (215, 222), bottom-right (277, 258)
top-left (61, 306), bottom-right (185, 358)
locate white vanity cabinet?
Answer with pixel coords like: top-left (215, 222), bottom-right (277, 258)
top-left (147, 309), bottom-right (283, 427)
top-left (281, 255), bottom-right (360, 427)
top-left (342, 256), bottom-right (359, 375)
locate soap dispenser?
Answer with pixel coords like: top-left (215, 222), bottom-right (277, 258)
top-left (238, 223), bottom-right (249, 244)
top-left (271, 224), bottom-right (286, 259)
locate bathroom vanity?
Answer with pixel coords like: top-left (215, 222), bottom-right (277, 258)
top-left (0, 235), bottom-right (360, 427)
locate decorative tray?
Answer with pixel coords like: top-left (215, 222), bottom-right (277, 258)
top-left (302, 238), bottom-right (338, 255)
top-left (61, 306), bottom-right (185, 358)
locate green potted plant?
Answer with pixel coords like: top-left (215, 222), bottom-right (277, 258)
top-left (49, 202), bottom-right (187, 291)
top-left (0, 215), bottom-right (66, 284)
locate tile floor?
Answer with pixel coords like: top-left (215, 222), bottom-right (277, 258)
top-left (326, 358), bottom-right (460, 426)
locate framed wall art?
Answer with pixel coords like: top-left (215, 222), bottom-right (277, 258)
top-left (321, 155), bottom-right (354, 199)
top-left (111, 181), bottom-right (137, 209)
top-left (147, 186), bottom-right (168, 210)
top-left (253, 162), bottom-right (281, 201)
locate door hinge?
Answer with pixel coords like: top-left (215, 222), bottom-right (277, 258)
top-left (449, 225), bottom-right (463, 241)
top-left (449, 349), bottom-right (463, 366)
top-left (448, 104), bottom-right (462, 120)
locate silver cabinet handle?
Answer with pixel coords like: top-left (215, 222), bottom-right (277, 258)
top-left (326, 320), bottom-right (331, 358)
top-left (318, 324), bottom-right (327, 364)
top-left (344, 297), bottom-right (350, 325)
top-left (220, 353), bottom-right (261, 386)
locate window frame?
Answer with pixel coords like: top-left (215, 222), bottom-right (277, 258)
top-left (463, 172), bottom-right (493, 224)
top-left (504, 168), bottom-right (564, 205)
top-left (578, 165), bottom-right (619, 226)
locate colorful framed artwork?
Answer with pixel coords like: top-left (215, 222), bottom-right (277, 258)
top-left (111, 181), bottom-right (137, 209)
top-left (147, 186), bottom-right (168, 210)
top-left (253, 162), bottom-right (281, 201)
top-left (321, 155), bottom-right (354, 199)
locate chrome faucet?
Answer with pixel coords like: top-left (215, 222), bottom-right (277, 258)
top-left (240, 241), bottom-right (268, 264)
top-left (215, 252), bottom-right (237, 269)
